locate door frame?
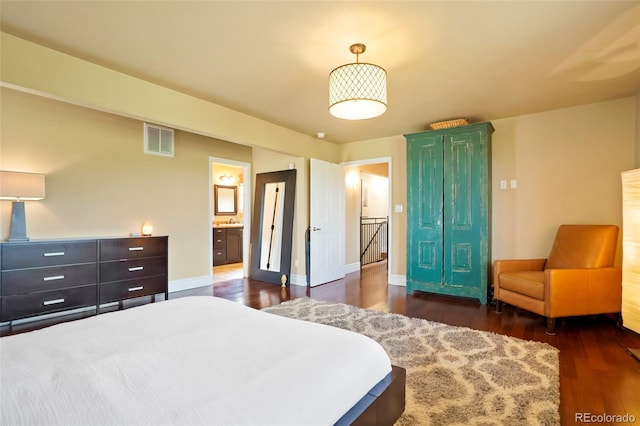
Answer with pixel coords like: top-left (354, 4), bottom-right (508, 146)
top-left (209, 157), bottom-right (252, 278)
top-left (341, 156), bottom-right (393, 283)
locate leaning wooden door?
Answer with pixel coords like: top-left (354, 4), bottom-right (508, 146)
top-left (406, 133), bottom-right (444, 291)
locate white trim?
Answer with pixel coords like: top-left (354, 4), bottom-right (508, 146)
top-left (345, 262), bottom-right (360, 275)
top-left (289, 273), bottom-right (307, 287)
top-left (169, 275), bottom-right (213, 293)
top-left (389, 274), bottom-right (406, 287)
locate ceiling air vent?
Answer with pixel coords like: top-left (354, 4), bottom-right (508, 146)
top-left (144, 123), bottom-right (174, 157)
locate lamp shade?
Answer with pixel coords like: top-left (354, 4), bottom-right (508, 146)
top-left (0, 171), bottom-right (45, 200)
top-left (622, 168), bottom-right (640, 334)
top-left (329, 62), bottom-right (387, 120)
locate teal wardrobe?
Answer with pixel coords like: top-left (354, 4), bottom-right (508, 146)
top-left (405, 122), bottom-right (493, 304)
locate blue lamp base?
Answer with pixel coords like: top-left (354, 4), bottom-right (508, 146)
top-left (8, 200), bottom-right (29, 241)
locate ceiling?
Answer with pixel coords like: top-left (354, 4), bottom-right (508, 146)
top-left (1, 1), bottom-right (639, 144)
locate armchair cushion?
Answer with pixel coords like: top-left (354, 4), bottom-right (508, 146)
top-left (546, 224), bottom-right (618, 269)
top-left (498, 271), bottom-right (545, 300)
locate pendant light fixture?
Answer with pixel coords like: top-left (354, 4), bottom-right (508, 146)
top-left (329, 43), bottom-right (387, 120)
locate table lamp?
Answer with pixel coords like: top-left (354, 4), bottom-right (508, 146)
top-left (0, 171), bottom-right (46, 241)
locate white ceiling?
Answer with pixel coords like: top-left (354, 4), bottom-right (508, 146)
top-left (1, 1), bottom-right (639, 144)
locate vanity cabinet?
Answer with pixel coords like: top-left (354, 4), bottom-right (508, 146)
top-left (213, 227), bottom-right (243, 266)
top-left (405, 122), bottom-right (492, 304)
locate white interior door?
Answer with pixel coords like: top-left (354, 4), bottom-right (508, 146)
top-left (310, 158), bottom-right (345, 286)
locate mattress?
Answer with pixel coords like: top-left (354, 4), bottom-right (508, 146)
top-left (0, 296), bottom-right (391, 425)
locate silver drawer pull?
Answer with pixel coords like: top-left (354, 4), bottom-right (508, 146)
top-left (129, 247), bottom-right (144, 251)
top-left (128, 286), bottom-right (144, 292)
top-left (43, 298), bottom-right (65, 306)
top-left (43, 275), bottom-right (65, 281)
top-left (44, 252), bottom-right (65, 257)
top-left (128, 266), bottom-right (144, 272)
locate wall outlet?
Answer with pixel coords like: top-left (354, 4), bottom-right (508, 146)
top-left (510, 179), bottom-right (517, 189)
top-left (500, 180), bottom-right (507, 189)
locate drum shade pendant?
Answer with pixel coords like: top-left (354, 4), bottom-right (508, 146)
top-left (329, 43), bottom-right (387, 120)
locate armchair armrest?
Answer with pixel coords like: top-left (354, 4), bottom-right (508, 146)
top-left (494, 259), bottom-right (547, 274)
top-left (545, 267), bottom-right (622, 317)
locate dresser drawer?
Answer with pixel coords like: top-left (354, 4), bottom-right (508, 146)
top-left (100, 237), bottom-right (167, 261)
top-left (0, 285), bottom-right (96, 322)
top-left (99, 276), bottom-right (166, 304)
top-left (1, 263), bottom-right (97, 296)
top-left (99, 257), bottom-right (167, 283)
top-left (1, 241), bottom-right (97, 270)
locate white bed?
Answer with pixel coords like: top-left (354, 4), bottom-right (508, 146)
top-left (0, 296), bottom-right (392, 425)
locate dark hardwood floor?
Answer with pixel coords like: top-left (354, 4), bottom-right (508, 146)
top-left (175, 261), bottom-right (640, 426)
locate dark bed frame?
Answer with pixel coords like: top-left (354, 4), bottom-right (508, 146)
top-left (335, 365), bottom-right (406, 426)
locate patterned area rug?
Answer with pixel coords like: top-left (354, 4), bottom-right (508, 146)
top-left (263, 298), bottom-right (560, 425)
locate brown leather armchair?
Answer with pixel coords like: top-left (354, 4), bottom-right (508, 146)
top-left (493, 224), bottom-right (622, 334)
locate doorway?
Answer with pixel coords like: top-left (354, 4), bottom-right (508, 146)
top-left (342, 157), bottom-right (392, 279)
top-left (210, 157), bottom-right (251, 283)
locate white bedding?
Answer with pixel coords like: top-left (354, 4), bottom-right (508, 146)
top-left (0, 296), bottom-right (391, 426)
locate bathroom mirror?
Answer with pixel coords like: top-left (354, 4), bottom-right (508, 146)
top-left (250, 169), bottom-right (296, 285)
top-left (214, 185), bottom-right (237, 215)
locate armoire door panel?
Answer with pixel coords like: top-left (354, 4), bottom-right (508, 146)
top-left (447, 136), bottom-right (474, 228)
top-left (444, 130), bottom-right (485, 289)
top-left (407, 134), bottom-right (443, 287)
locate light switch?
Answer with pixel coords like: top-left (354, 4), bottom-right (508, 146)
top-left (395, 204), bottom-right (404, 213)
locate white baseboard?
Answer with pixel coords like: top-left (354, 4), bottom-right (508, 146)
top-left (290, 273), bottom-right (307, 287)
top-left (345, 262), bottom-right (360, 275)
top-left (169, 275), bottom-right (213, 293)
top-left (389, 274), bottom-right (406, 287)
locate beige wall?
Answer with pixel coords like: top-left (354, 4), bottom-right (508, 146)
top-left (341, 98), bottom-right (636, 278)
top-left (491, 98), bottom-right (635, 263)
top-left (0, 88), bottom-right (252, 282)
top-left (1, 30), bottom-right (638, 288)
top-left (340, 135), bottom-right (407, 282)
top-left (0, 32), bottom-right (340, 162)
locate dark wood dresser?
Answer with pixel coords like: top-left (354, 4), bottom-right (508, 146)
top-left (0, 236), bottom-right (168, 327)
top-left (99, 237), bottom-right (168, 306)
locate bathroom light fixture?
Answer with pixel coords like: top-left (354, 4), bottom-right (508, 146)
top-left (0, 171), bottom-right (46, 241)
top-left (329, 43), bottom-right (387, 120)
top-left (219, 173), bottom-right (234, 184)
